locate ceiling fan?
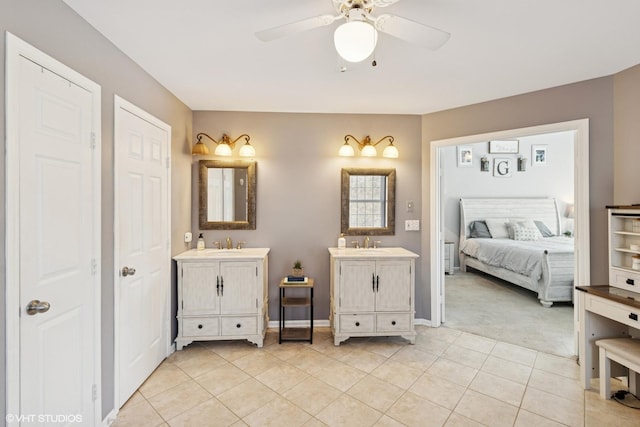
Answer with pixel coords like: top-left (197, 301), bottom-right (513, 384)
top-left (255, 0), bottom-right (450, 63)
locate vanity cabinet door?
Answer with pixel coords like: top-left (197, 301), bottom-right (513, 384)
top-left (219, 261), bottom-right (258, 315)
top-left (375, 260), bottom-right (412, 312)
top-left (181, 263), bottom-right (222, 316)
top-left (339, 260), bottom-right (376, 312)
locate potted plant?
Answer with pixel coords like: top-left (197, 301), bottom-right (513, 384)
top-left (291, 260), bottom-right (304, 278)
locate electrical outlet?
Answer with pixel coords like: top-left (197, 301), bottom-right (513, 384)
top-left (184, 232), bottom-right (193, 243)
top-left (405, 220), bottom-right (420, 231)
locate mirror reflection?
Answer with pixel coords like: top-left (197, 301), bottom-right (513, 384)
top-left (199, 160), bottom-right (256, 230)
top-left (341, 168), bottom-right (395, 236)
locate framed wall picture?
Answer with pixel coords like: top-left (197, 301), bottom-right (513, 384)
top-left (489, 140), bottom-right (519, 154)
top-left (532, 145), bottom-right (547, 166)
top-left (493, 158), bottom-right (512, 177)
top-left (457, 145), bottom-right (473, 167)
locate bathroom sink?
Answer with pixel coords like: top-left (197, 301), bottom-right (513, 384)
top-left (202, 249), bottom-right (247, 256)
top-left (351, 248), bottom-right (392, 254)
top-left (328, 247), bottom-right (419, 258)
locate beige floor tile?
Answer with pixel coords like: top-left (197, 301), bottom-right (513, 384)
top-left (312, 359), bottom-right (367, 391)
top-left (481, 355), bottom-right (532, 384)
top-left (521, 387), bottom-right (584, 427)
top-left (414, 335), bottom-right (452, 356)
top-left (373, 415), bottom-right (406, 427)
top-left (347, 375), bottom-right (405, 412)
top-left (468, 371), bottom-right (525, 407)
top-left (490, 341), bottom-right (537, 367)
top-left (533, 352), bottom-right (580, 380)
top-left (443, 413), bottom-right (484, 427)
top-left (389, 346), bottom-right (438, 372)
top-left (166, 397), bottom-right (239, 427)
top-left (243, 396), bottom-right (312, 427)
top-left (514, 410), bottom-right (566, 427)
top-left (527, 368), bottom-right (584, 402)
top-left (195, 363), bottom-right (250, 396)
top-left (147, 380), bottom-right (212, 421)
top-left (338, 348), bottom-right (387, 373)
top-left (139, 363), bottom-right (191, 399)
top-left (121, 391), bottom-right (145, 410)
top-left (316, 394), bottom-right (382, 427)
top-left (231, 420), bottom-right (248, 427)
top-left (264, 341), bottom-right (307, 361)
top-left (217, 378), bottom-right (278, 418)
top-left (441, 344), bottom-right (488, 369)
top-left (303, 418), bottom-right (328, 427)
top-left (364, 337), bottom-right (407, 358)
top-left (453, 333), bottom-right (496, 354)
top-left (231, 350), bottom-right (284, 377)
top-left (371, 360), bottom-right (423, 389)
top-left (584, 388), bottom-right (640, 427)
top-left (282, 376), bottom-right (341, 415)
top-left (385, 391), bottom-right (451, 427)
top-left (169, 347), bottom-right (227, 378)
top-left (205, 340), bottom-right (257, 362)
top-left (255, 363), bottom-right (309, 393)
top-left (427, 358), bottom-right (478, 387)
top-left (286, 347), bottom-right (334, 375)
top-left (113, 399), bottom-right (164, 427)
top-left (454, 389), bottom-right (518, 427)
top-left (417, 325), bottom-right (462, 343)
top-left (409, 372), bottom-right (466, 410)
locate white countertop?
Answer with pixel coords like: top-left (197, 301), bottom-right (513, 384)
top-left (173, 248), bottom-right (270, 260)
top-left (328, 247), bottom-right (419, 258)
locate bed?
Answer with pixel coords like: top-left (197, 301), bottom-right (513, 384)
top-left (458, 198), bottom-right (574, 307)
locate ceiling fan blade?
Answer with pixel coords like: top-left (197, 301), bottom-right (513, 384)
top-left (371, 0), bottom-right (403, 7)
top-left (374, 14), bottom-right (450, 50)
top-left (255, 14), bottom-right (341, 42)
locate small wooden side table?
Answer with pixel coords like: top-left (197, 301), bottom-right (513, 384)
top-left (279, 277), bottom-right (314, 344)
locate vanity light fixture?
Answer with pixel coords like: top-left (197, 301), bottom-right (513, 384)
top-left (339, 134), bottom-right (398, 158)
top-left (193, 133), bottom-right (255, 157)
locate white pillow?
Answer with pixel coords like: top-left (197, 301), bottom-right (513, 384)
top-left (512, 223), bottom-right (541, 241)
top-left (507, 219), bottom-right (542, 239)
top-left (484, 218), bottom-right (510, 239)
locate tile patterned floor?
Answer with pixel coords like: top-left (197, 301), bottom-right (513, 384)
top-left (114, 326), bottom-right (640, 427)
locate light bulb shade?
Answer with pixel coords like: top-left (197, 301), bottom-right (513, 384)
top-left (334, 21), bottom-right (378, 63)
top-left (339, 143), bottom-right (355, 157)
top-left (361, 144), bottom-right (377, 157)
top-left (382, 143), bottom-right (399, 158)
top-left (214, 143), bottom-right (233, 156)
top-left (239, 142), bottom-right (256, 157)
top-left (192, 140), bottom-right (210, 155)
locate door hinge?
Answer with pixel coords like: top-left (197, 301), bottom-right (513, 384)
top-left (90, 131), bottom-right (96, 149)
top-left (92, 384), bottom-right (97, 402)
top-left (91, 258), bottom-right (97, 276)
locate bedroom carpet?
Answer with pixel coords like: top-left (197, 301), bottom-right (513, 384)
top-left (444, 270), bottom-right (575, 358)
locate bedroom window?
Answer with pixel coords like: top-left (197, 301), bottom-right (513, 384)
top-left (349, 175), bottom-right (387, 228)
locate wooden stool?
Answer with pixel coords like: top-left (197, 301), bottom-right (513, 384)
top-left (595, 338), bottom-right (640, 399)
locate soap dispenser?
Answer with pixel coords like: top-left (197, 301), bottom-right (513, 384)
top-left (338, 233), bottom-right (346, 249)
top-left (197, 233), bottom-right (205, 250)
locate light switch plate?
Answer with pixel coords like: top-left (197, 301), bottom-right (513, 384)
top-left (405, 220), bottom-right (420, 231)
top-left (184, 232), bottom-right (193, 243)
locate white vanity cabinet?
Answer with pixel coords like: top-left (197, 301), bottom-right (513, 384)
top-left (173, 248), bottom-right (269, 349)
top-left (329, 247), bottom-right (419, 346)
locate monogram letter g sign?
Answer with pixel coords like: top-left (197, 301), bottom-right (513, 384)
top-left (493, 158), bottom-right (512, 178)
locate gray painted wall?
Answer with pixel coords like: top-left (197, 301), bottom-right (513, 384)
top-left (614, 64), bottom-right (640, 204)
top-left (0, 0), bottom-right (193, 419)
top-left (442, 131), bottom-right (575, 263)
top-left (191, 111), bottom-right (423, 322)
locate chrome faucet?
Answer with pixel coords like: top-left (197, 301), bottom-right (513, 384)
top-left (363, 236), bottom-right (370, 249)
top-left (226, 237), bottom-right (232, 249)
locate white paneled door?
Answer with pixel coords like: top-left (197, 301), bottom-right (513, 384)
top-left (115, 97), bottom-right (170, 408)
top-left (6, 33), bottom-right (101, 425)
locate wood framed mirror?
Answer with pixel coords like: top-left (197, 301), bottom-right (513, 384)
top-left (199, 160), bottom-right (256, 230)
top-left (341, 168), bottom-right (395, 236)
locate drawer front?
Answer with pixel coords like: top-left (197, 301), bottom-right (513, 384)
top-left (340, 314), bottom-right (375, 333)
top-left (610, 269), bottom-right (640, 293)
top-left (586, 295), bottom-right (640, 329)
top-left (182, 317), bottom-right (219, 337)
top-left (376, 313), bottom-right (411, 332)
top-left (221, 316), bottom-right (257, 336)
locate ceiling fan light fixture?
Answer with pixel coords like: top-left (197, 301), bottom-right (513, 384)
top-left (334, 20), bottom-right (378, 63)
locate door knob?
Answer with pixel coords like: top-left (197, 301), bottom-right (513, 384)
top-left (26, 299), bottom-right (50, 315)
top-left (121, 266), bottom-right (136, 277)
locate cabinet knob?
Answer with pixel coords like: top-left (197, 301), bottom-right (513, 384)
top-left (355, 321), bottom-right (360, 327)
top-left (626, 278), bottom-right (635, 286)
top-left (198, 324), bottom-right (203, 329)
top-left (630, 313), bottom-right (638, 321)
top-left (236, 323), bottom-right (242, 328)
top-left (391, 320), bottom-right (396, 326)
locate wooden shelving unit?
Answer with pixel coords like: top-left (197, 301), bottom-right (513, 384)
top-left (279, 278), bottom-right (314, 344)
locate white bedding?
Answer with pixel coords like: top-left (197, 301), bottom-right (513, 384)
top-left (460, 236), bottom-right (574, 279)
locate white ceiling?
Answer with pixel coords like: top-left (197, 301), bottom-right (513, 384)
top-left (63, 0), bottom-right (640, 115)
